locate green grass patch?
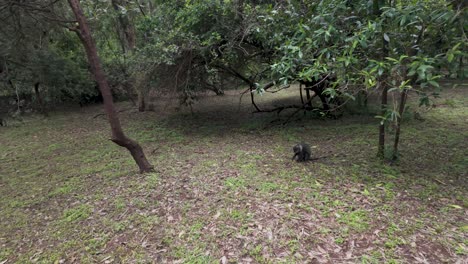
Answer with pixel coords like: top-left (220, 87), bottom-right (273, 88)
top-left (0, 86), bottom-right (466, 263)
top-left (224, 177), bottom-right (247, 190)
top-left (61, 204), bottom-right (92, 223)
top-left (337, 209), bottom-right (370, 232)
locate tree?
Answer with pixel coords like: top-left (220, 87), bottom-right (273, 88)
top-left (0, 0), bottom-right (98, 111)
top-left (67, 0), bottom-right (154, 173)
top-left (374, 0), bottom-right (389, 159)
top-left (256, 0), bottom-right (465, 160)
top-left (376, 1), bottom-right (465, 160)
top-left (110, 0), bottom-right (146, 111)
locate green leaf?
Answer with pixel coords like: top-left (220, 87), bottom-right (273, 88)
top-left (362, 189), bottom-right (370, 196)
top-left (428, 80), bottom-right (439, 88)
top-left (383, 33), bottom-right (390, 42)
top-left (447, 53), bottom-right (454, 62)
top-left (451, 42), bottom-right (461, 51)
top-left (400, 16), bottom-right (406, 26)
top-left (418, 65), bottom-right (433, 72)
top-left (385, 57), bottom-right (398, 63)
top-left (378, 68), bottom-right (384, 76)
top-left (344, 93), bottom-right (355, 100)
top-left (315, 180), bottom-right (323, 187)
top-left (360, 39), bottom-right (367, 48)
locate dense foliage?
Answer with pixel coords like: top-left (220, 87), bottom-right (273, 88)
top-left (1, 1), bottom-right (465, 102)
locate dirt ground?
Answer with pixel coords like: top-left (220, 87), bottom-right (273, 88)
top-left (0, 83), bottom-right (467, 263)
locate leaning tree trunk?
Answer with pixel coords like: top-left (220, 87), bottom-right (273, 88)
top-left (67, 0), bottom-right (154, 173)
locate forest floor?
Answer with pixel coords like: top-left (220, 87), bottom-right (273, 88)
top-left (0, 82), bottom-right (467, 264)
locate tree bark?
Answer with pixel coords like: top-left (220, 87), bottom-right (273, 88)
top-left (377, 79), bottom-right (388, 159)
top-left (9, 80), bottom-right (22, 114)
top-left (134, 71), bottom-right (150, 112)
top-left (137, 90), bottom-right (146, 112)
top-left (392, 88), bottom-right (408, 160)
top-left (111, 0), bottom-right (136, 53)
top-left (375, 0), bottom-right (389, 159)
top-left (67, 0), bottom-right (154, 173)
top-left (458, 56), bottom-right (464, 79)
top-left (249, 84), bottom-right (261, 112)
top-left (391, 31), bottom-right (419, 160)
top-left (34, 82), bottom-right (48, 116)
top-left (110, 0), bottom-right (145, 110)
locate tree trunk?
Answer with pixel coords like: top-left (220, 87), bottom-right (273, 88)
top-left (391, 63), bottom-right (413, 161)
top-left (111, 0), bottom-right (136, 53)
top-left (375, 0), bottom-right (389, 159)
top-left (392, 88), bottom-right (408, 160)
top-left (377, 81), bottom-right (388, 159)
top-left (137, 90), bottom-right (146, 112)
top-left (459, 56), bottom-right (464, 79)
top-left (249, 84), bottom-right (261, 112)
top-left (357, 90), bottom-right (368, 109)
top-left (317, 93), bottom-right (330, 111)
top-left (148, 0), bottom-right (154, 14)
top-left (67, 0), bottom-right (154, 173)
top-left (9, 80), bottom-right (22, 114)
top-left (111, 0), bottom-right (142, 109)
top-left (34, 82), bottom-right (48, 116)
top-left (134, 71), bottom-right (149, 112)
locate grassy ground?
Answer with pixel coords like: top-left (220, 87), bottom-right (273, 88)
top-left (0, 83), bottom-right (467, 263)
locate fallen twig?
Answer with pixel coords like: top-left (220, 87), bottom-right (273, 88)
top-left (433, 178), bottom-right (446, 185)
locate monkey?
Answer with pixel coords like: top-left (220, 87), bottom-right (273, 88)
top-left (292, 143), bottom-right (347, 163)
top-left (292, 143), bottom-right (311, 162)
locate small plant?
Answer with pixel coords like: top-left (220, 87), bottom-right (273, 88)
top-left (259, 182), bottom-right (280, 193)
top-left (113, 221), bottom-right (127, 232)
top-left (62, 204), bottom-right (92, 222)
top-left (224, 177), bottom-right (246, 190)
top-left (338, 209), bottom-right (370, 232)
top-left (48, 185), bottom-right (74, 197)
top-left (146, 172), bottom-right (159, 188)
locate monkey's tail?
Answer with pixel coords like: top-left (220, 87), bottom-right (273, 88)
top-left (309, 157), bottom-right (324, 161)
